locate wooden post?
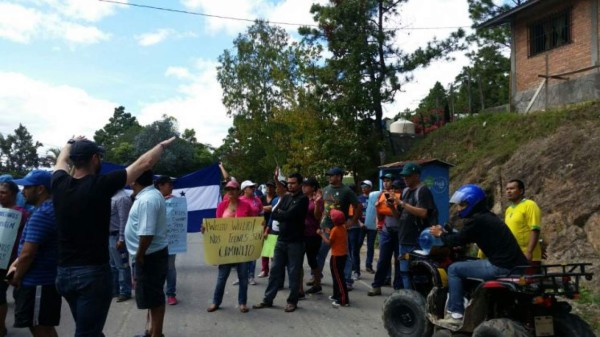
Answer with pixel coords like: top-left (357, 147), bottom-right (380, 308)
top-left (545, 54), bottom-right (549, 111)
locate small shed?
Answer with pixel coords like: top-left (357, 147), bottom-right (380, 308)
top-left (379, 159), bottom-right (453, 225)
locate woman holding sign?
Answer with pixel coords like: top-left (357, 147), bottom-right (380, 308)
top-left (206, 181), bottom-right (253, 313)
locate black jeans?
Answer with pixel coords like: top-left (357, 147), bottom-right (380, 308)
top-left (263, 240), bottom-right (305, 305)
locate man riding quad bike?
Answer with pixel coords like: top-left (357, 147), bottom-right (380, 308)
top-left (382, 184), bottom-right (595, 337)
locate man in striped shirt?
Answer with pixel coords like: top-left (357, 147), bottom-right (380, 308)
top-left (10, 170), bottom-right (61, 336)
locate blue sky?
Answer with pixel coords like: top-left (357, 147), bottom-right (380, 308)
top-left (0, 0), bottom-right (472, 152)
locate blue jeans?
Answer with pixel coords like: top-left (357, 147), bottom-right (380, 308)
top-left (247, 260), bottom-right (256, 279)
top-left (108, 235), bottom-right (132, 297)
top-left (212, 262), bottom-right (248, 306)
top-left (372, 229), bottom-right (400, 289)
top-left (264, 240), bottom-right (305, 305)
top-left (166, 254), bottom-right (177, 297)
top-left (347, 228), bottom-right (361, 275)
top-left (447, 259), bottom-right (510, 314)
top-left (362, 229), bottom-right (377, 269)
top-left (399, 244), bottom-right (417, 289)
top-left (317, 236), bottom-right (330, 273)
top-left (344, 248), bottom-right (353, 285)
top-left (56, 264), bottom-right (112, 337)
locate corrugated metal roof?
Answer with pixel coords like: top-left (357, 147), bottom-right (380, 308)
top-left (378, 158), bottom-right (454, 169)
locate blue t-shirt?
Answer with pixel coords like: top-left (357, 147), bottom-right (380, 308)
top-left (18, 200), bottom-right (58, 286)
top-left (364, 191), bottom-right (380, 230)
top-left (125, 186), bottom-right (168, 257)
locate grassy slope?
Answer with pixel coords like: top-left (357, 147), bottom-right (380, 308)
top-left (401, 101), bottom-right (600, 182)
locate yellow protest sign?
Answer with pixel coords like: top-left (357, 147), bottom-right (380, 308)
top-left (202, 217), bottom-right (264, 265)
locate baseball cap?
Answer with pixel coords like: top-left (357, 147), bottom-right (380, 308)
top-left (400, 162), bottom-right (421, 176)
top-left (0, 174), bottom-right (13, 183)
top-left (392, 180), bottom-right (403, 189)
top-left (240, 180), bottom-right (256, 190)
top-left (303, 177), bottom-right (320, 189)
top-left (360, 180), bottom-right (373, 188)
top-left (225, 180), bottom-right (240, 189)
top-left (330, 209), bottom-right (345, 226)
top-left (326, 167), bottom-right (344, 176)
top-left (13, 170), bottom-right (52, 190)
top-left (155, 175), bottom-right (173, 185)
top-left (265, 180), bottom-right (276, 187)
top-left (69, 140), bottom-right (105, 160)
top-left (380, 173), bottom-right (394, 180)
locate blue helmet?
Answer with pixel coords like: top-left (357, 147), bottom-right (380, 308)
top-left (450, 184), bottom-right (486, 218)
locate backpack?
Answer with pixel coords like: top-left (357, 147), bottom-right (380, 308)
top-left (402, 185), bottom-right (438, 231)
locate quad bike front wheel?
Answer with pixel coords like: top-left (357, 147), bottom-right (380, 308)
top-left (472, 318), bottom-right (532, 337)
top-left (431, 329), bottom-right (469, 337)
top-left (383, 289), bottom-right (433, 337)
top-left (553, 313), bottom-right (596, 337)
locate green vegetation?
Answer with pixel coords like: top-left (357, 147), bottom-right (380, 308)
top-left (402, 101), bottom-right (600, 180)
top-left (578, 288), bottom-right (600, 333)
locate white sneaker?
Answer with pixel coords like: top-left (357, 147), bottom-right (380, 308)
top-left (249, 278), bottom-right (257, 285)
top-left (232, 279), bottom-right (240, 285)
top-left (439, 313), bottom-right (463, 326)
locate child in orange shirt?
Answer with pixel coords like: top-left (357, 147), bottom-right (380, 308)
top-left (317, 209), bottom-right (349, 307)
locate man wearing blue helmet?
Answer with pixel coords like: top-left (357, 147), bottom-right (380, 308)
top-left (430, 184), bottom-right (528, 326)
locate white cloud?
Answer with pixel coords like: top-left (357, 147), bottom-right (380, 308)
top-left (0, 3), bottom-right (43, 43)
top-left (382, 0), bottom-right (473, 115)
top-left (165, 67), bottom-right (193, 79)
top-left (136, 28), bottom-right (174, 46)
top-left (60, 21), bottom-right (110, 44)
top-left (136, 29), bottom-right (198, 46)
top-left (0, 72), bottom-right (116, 150)
top-left (0, 1), bottom-right (115, 44)
top-left (182, 0), bottom-right (265, 36)
top-left (139, 60), bottom-right (230, 148)
top-left (54, 0), bottom-right (125, 22)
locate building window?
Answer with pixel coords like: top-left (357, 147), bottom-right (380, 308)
top-left (529, 10), bottom-right (571, 56)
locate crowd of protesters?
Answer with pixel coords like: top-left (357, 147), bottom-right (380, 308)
top-left (0, 134), bottom-right (544, 335)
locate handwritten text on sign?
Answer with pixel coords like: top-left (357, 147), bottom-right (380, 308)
top-left (166, 197), bottom-right (188, 254)
top-left (202, 217), bottom-right (264, 265)
top-left (0, 208), bottom-right (22, 269)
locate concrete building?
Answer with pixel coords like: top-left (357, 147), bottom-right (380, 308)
top-left (479, 0), bottom-right (600, 112)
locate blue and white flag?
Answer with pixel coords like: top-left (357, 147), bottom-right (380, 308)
top-left (172, 163), bottom-right (220, 232)
top-left (101, 162), bottom-right (221, 233)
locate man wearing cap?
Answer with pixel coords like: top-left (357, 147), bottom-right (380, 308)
top-left (126, 170), bottom-right (169, 337)
top-left (313, 167), bottom-right (361, 292)
top-left (368, 173), bottom-right (401, 296)
top-left (52, 135), bottom-right (175, 337)
top-left (396, 162), bottom-right (437, 289)
top-left (358, 180), bottom-right (378, 274)
top-left (9, 170), bottom-right (61, 336)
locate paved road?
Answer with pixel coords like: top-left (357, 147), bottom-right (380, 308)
top-left (5, 234), bottom-right (393, 337)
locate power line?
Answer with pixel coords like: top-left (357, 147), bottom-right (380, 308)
top-left (98, 0), bottom-right (470, 31)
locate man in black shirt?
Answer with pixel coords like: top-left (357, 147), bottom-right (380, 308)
top-left (52, 136), bottom-right (175, 337)
top-left (253, 173), bottom-right (308, 313)
top-left (394, 162), bottom-right (436, 289)
top-left (430, 184), bottom-right (528, 326)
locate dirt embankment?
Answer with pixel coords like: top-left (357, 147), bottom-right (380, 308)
top-left (448, 122), bottom-right (600, 330)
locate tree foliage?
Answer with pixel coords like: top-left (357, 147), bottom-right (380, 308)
top-left (0, 124), bottom-right (43, 176)
top-left (132, 115), bottom-right (215, 177)
top-left (94, 106), bottom-right (142, 165)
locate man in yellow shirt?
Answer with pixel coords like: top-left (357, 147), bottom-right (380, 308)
top-left (505, 179), bottom-right (542, 263)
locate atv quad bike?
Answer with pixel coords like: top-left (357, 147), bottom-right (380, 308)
top-left (382, 246), bottom-right (595, 337)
